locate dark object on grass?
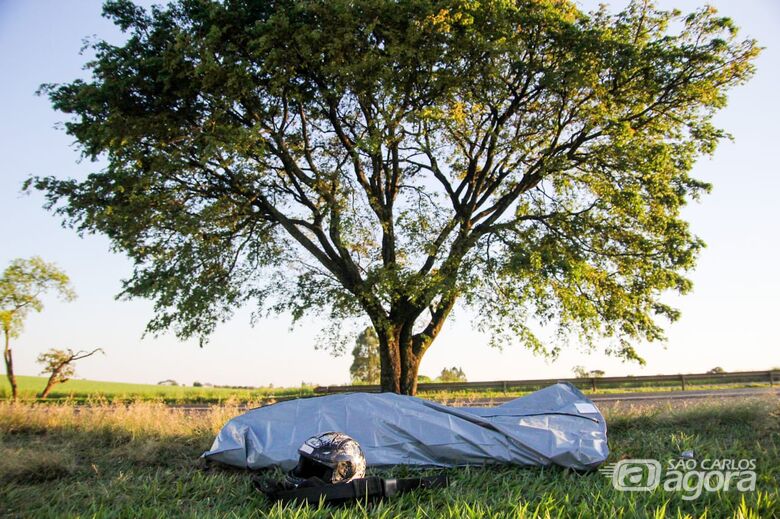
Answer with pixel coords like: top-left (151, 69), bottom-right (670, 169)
top-left (204, 383), bottom-right (608, 471)
top-left (255, 474), bottom-right (449, 505)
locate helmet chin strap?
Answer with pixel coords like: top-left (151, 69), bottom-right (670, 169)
top-left (255, 474), bottom-right (450, 505)
top-left (289, 476), bottom-right (327, 489)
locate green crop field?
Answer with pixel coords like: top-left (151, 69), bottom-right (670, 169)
top-left (0, 375), bottom-right (314, 403)
top-left (1, 397), bottom-right (777, 518)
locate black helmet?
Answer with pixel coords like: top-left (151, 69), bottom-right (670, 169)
top-left (285, 432), bottom-right (366, 487)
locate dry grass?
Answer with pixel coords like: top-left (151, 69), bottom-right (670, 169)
top-left (0, 400), bottom-right (236, 486)
top-left (0, 399), bottom-right (244, 437)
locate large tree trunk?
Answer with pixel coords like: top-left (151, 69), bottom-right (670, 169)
top-left (375, 323), bottom-right (423, 395)
top-left (370, 292), bottom-right (457, 395)
top-left (376, 325), bottom-right (401, 393)
top-left (3, 329), bottom-right (17, 401)
top-left (399, 351), bottom-right (421, 395)
top-left (398, 324), bottom-right (421, 395)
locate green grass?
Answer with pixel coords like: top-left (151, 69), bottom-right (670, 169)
top-left (0, 375), bottom-right (314, 403)
top-left (1, 396), bottom-right (778, 518)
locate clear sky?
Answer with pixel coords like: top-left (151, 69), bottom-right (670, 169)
top-left (1, 0), bottom-right (778, 388)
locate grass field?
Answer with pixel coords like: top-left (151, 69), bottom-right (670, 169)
top-left (0, 375), bottom-right (315, 403)
top-left (1, 396), bottom-right (778, 518)
top-left (1, 375), bottom-right (772, 405)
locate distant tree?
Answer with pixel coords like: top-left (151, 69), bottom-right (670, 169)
top-left (37, 348), bottom-right (103, 398)
top-left (707, 366), bottom-right (726, 374)
top-left (1, 257), bottom-right (76, 400)
top-left (349, 327), bottom-right (381, 384)
top-left (572, 366), bottom-right (589, 379)
top-left (573, 366), bottom-right (605, 378)
top-left (31, 0), bottom-right (759, 394)
top-left (157, 379), bottom-right (178, 386)
top-left (192, 381), bottom-right (203, 387)
top-left (438, 366), bottom-right (467, 383)
top-left (417, 375), bottom-right (433, 384)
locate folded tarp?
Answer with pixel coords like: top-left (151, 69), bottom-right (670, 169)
top-left (202, 382), bottom-right (608, 471)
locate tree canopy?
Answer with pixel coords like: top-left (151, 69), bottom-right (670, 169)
top-left (438, 366), bottom-right (467, 383)
top-left (572, 365), bottom-right (604, 378)
top-left (30, 0), bottom-right (758, 393)
top-left (0, 257), bottom-right (76, 339)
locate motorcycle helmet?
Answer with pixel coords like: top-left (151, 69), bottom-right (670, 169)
top-left (285, 432), bottom-right (366, 487)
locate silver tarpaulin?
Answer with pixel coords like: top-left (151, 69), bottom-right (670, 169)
top-left (202, 382), bottom-right (608, 471)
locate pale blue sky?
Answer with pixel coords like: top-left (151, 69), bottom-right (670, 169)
top-left (1, 0), bottom-right (778, 387)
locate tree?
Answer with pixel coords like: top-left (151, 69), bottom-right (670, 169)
top-left (349, 327), bottom-right (381, 384)
top-left (438, 366), bottom-right (467, 383)
top-left (0, 257), bottom-right (76, 400)
top-left (572, 366), bottom-right (605, 378)
top-left (29, 0), bottom-right (758, 394)
top-left (572, 365), bottom-right (589, 379)
top-left (36, 348), bottom-right (103, 398)
top-left (707, 366), bottom-right (725, 374)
